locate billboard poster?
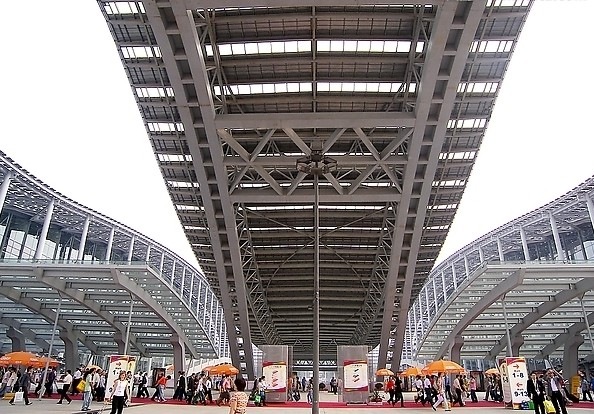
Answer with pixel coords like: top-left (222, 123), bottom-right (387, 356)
top-left (343, 359), bottom-right (368, 391)
top-left (262, 361), bottom-right (287, 392)
top-left (106, 355), bottom-right (137, 402)
top-left (505, 357), bottom-right (529, 410)
top-left (497, 357), bottom-right (512, 405)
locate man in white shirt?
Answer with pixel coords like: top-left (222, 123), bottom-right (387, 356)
top-left (414, 375), bottom-right (424, 404)
top-left (72, 367), bottom-right (83, 395)
top-left (57, 370), bottom-right (73, 404)
top-left (0, 367), bottom-right (17, 397)
top-left (545, 370), bottom-right (567, 414)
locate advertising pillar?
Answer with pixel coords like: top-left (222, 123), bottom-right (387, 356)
top-left (106, 355), bottom-right (137, 402)
top-left (497, 357), bottom-right (512, 406)
top-left (505, 357), bottom-right (529, 409)
top-left (260, 345), bottom-right (290, 403)
top-left (337, 345), bottom-right (369, 404)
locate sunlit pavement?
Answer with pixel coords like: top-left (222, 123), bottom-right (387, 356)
top-left (2, 391), bottom-right (592, 414)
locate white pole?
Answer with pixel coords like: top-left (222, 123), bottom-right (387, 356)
top-left (38, 294), bottom-right (62, 400)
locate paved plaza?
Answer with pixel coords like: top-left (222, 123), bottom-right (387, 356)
top-left (3, 391), bottom-right (593, 414)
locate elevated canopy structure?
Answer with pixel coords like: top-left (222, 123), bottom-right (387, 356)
top-left (0, 152), bottom-right (228, 363)
top-left (98, 0), bottom-right (533, 374)
top-left (409, 176), bottom-right (594, 369)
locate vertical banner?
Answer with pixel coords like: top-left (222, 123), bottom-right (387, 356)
top-left (497, 357), bottom-right (512, 405)
top-left (106, 355), bottom-right (137, 402)
top-left (505, 357), bottom-right (529, 409)
top-left (262, 361), bottom-right (287, 393)
top-left (343, 360), bottom-right (368, 391)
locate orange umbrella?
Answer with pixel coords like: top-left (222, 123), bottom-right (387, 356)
top-left (375, 368), bottom-right (394, 376)
top-left (423, 360), bottom-right (465, 374)
top-left (207, 363), bottom-right (239, 375)
top-left (403, 366), bottom-right (423, 376)
top-left (0, 351), bottom-right (42, 367)
top-left (485, 368), bottom-right (499, 375)
top-left (35, 356), bottom-right (61, 368)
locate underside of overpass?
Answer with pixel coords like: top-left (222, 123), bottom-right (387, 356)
top-left (98, 0), bottom-right (533, 375)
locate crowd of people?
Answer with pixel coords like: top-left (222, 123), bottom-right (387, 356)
top-left (0, 364), bottom-right (134, 414)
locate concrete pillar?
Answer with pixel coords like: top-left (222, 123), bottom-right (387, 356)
top-left (59, 331), bottom-right (80, 370)
top-left (450, 335), bottom-right (464, 363)
top-left (511, 335), bottom-right (524, 357)
top-left (114, 332), bottom-right (126, 354)
top-left (171, 335), bottom-right (186, 384)
top-left (6, 327), bottom-right (26, 352)
top-left (562, 334), bottom-right (584, 377)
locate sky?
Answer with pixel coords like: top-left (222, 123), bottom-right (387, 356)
top-left (0, 1), bottom-right (593, 270)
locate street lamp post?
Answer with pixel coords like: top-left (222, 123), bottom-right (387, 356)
top-left (296, 150), bottom-right (336, 414)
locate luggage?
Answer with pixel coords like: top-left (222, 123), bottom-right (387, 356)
top-left (543, 400), bottom-right (556, 414)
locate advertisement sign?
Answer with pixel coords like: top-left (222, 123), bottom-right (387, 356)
top-left (262, 361), bottom-right (287, 392)
top-left (497, 357), bottom-right (512, 405)
top-left (106, 355), bottom-right (137, 402)
top-left (505, 357), bottom-right (529, 409)
top-left (343, 359), bottom-right (368, 391)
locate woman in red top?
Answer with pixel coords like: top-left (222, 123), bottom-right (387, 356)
top-left (386, 376), bottom-right (395, 405)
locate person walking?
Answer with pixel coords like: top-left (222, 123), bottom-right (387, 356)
top-left (394, 376), bottom-right (404, 407)
top-left (545, 369), bottom-right (567, 414)
top-left (57, 370), bottom-right (73, 404)
top-left (527, 372), bottom-right (546, 414)
top-left (81, 367), bottom-right (96, 411)
top-left (228, 377), bottom-right (248, 414)
top-left (107, 371), bottom-right (129, 414)
top-left (9, 366), bottom-right (33, 406)
top-left (431, 372), bottom-right (449, 411)
top-left (581, 375), bottom-right (593, 402)
top-left (468, 375), bottom-right (478, 403)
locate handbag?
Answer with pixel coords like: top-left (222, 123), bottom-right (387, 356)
top-left (14, 391), bottom-right (24, 403)
top-left (543, 399), bottom-right (556, 414)
top-left (76, 379), bottom-right (86, 393)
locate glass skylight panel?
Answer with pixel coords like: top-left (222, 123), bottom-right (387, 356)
top-left (214, 82), bottom-right (312, 96)
top-left (447, 118), bottom-right (487, 129)
top-left (121, 46), bottom-right (161, 59)
top-left (470, 40), bottom-right (513, 53)
top-left (317, 82), bottom-right (415, 93)
top-left (316, 40), bottom-right (423, 53)
top-left (211, 40), bottom-right (311, 56)
top-left (167, 181), bottom-right (198, 188)
top-left (439, 151), bottom-right (476, 160)
top-left (147, 122), bottom-right (184, 132)
top-left (458, 82), bottom-right (498, 94)
top-left (157, 154), bottom-right (192, 162)
top-left (135, 87), bottom-right (174, 98)
top-left (433, 179), bottom-right (465, 187)
top-left (104, 1), bottom-right (145, 14)
top-left (486, 0), bottom-right (530, 7)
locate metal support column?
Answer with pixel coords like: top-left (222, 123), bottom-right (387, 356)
top-left (579, 295), bottom-right (594, 351)
top-left (0, 171), bottom-right (12, 213)
top-left (124, 294), bottom-right (134, 355)
top-left (34, 198), bottom-right (55, 260)
top-left (77, 216), bottom-right (90, 261)
top-left (549, 212), bottom-right (565, 261)
top-left (312, 170), bottom-right (320, 414)
top-left (105, 227), bottom-right (115, 261)
top-left (38, 294), bottom-right (62, 400)
top-left (501, 295), bottom-right (513, 357)
top-left (519, 226), bottom-right (530, 261)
